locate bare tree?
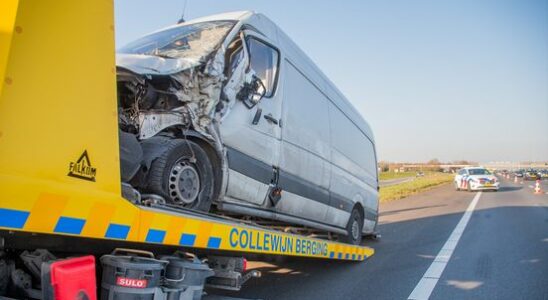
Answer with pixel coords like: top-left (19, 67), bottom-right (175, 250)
top-left (427, 158), bottom-right (441, 165)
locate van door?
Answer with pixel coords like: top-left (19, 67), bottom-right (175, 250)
top-left (276, 60), bottom-right (331, 223)
top-left (220, 30), bottom-right (283, 207)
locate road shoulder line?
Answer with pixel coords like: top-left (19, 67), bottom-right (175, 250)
top-left (408, 192), bottom-right (482, 300)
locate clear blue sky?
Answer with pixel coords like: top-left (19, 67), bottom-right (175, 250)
top-left (115, 0), bottom-right (548, 163)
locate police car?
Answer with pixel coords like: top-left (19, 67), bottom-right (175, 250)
top-left (455, 167), bottom-right (499, 192)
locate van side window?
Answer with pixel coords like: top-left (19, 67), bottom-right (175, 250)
top-left (247, 38), bottom-right (279, 97)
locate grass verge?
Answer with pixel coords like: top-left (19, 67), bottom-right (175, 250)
top-left (379, 172), bottom-right (453, 202)
top-left (379, 171), bottom-right (416, 180)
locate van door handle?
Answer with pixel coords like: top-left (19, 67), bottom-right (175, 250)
top-left (263, 114), bottom-right (279, 125)
top-left (252, 108), bottom-right (262, 125)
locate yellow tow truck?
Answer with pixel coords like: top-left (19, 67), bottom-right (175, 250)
top-left (0, 1), bottom-right (374, 299)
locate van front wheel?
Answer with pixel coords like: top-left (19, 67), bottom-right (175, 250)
top-left (146, 139), bottom-right (214, 212)
top-left (340, 208), bottom-right (364, 245)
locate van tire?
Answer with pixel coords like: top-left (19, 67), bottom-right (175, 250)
top-left (146, 139), bottom-right (214, 212)
top-left (340, 208), bottom-right (364, 245)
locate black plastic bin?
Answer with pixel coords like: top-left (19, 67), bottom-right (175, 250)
top-left (100, 252), bottom-right (167, 300)
top-left (160, 256), bottom-right (214, 300)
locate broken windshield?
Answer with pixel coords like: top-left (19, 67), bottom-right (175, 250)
top-left (118, 21), bottom-right (236, 62)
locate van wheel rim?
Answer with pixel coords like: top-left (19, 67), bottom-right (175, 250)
top-left (351, 218), bottom-right (360, 240)
top-left (169, 160), bottom-right (200, 205)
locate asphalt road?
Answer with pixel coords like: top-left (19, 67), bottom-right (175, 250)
top-left (214, 177), bottom-right (548, 300)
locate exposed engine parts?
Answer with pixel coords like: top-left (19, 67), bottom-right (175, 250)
top-left (117, 63), bottom-right (224, 140)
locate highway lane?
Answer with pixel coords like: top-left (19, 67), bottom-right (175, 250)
top-left (430, 178), bottom-right (548, 299)
top-left (213, 179), bottom-right (548, 299)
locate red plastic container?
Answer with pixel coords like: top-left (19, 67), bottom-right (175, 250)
top-left (42, 255), bottom-right (97, 300)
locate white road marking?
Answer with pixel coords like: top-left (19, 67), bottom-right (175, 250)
top-left (528, 185), bottom-right (534, 189)
top-left (408, 192), bottom-right (482, 300)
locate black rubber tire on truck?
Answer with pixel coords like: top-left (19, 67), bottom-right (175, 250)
top-left (340, 208), bottom-right (364, 245)
top-left (145, 139), bottom-right (214, 212)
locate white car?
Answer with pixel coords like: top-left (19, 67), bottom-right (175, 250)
top-left (454, 167), bottom-right (499, 192)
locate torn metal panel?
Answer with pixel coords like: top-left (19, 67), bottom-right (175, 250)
top-left (220, 32), bottom-right (250, 119)
top-left (167, 66), bottom-right (224, 136)
top-left (116, 20), bottom-right (244, 140)
top-left (138, 109), bottom-right (190, 139)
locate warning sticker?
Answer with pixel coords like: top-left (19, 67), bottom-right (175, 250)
top-left (67, 150), bottom-right (97, 182)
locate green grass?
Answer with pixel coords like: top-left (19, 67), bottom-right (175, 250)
top-left (379, 172), bottom-right (453, 202)
top-left (379, 171), bottom-right (416, 180)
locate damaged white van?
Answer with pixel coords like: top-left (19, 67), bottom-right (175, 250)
top-left (117, 11), bottom-right (378, 245)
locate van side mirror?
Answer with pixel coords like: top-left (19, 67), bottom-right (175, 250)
top-left (237, 75), bottom-right (266, 109)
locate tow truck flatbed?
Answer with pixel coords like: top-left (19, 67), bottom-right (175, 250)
top-left (0, 174), bottom-right (373, 261)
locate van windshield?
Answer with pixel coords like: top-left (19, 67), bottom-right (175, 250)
top-left (118, 21), bottom-right (235, 62)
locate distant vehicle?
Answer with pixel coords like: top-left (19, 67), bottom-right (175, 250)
top-left (454, 167), bottom-right (499, 192)
top-left (540, 170), bottom-right (548, 179)
top-left (523, 170), bottom-right (539, 180)
top-left (513, 170), bottom-right (524, 178)
top-left (416, 171), bottom-right (425, 177)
